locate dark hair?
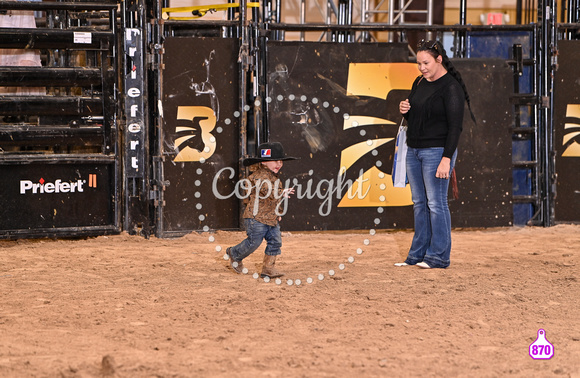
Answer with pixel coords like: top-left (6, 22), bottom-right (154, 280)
top-left (417, 40), bottom-right (476, 124)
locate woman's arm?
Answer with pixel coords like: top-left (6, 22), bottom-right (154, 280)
top-left (442, 82), bottom-right (466, 159)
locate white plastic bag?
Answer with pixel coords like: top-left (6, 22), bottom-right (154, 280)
top-left (392, 121), bottom-right (408, 188)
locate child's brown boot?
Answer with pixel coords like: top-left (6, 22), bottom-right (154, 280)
top-left (226, 247), bottom-right (244, 274)
top-left (260, 254), bottom-right (284, 278)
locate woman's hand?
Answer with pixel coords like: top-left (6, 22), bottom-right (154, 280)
top-left (436, 157), bottom-right (451, 179)
top-left (399, 99), bottom-right (410, 114)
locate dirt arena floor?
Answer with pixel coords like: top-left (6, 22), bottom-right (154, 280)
top-left (1, 224), bottom-right (579, 377)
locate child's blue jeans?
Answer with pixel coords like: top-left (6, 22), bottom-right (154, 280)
top-left (229, 218), bottom-right (282, 261)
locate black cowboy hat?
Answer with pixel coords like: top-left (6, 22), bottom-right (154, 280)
top-left (242, 141), bottom-right (299, 167)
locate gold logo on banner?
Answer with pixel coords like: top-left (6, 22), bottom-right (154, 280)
top-left (562, 104), bottom-right (580, 157)
top-left (338, 62), bottom-right (419, 208)
top-left (88, 174), bottom-right (97, 188)
top-left (173, 106), bottom-right (217, 162)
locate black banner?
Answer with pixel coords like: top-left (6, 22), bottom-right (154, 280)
top-left (0, 162), bottom-right (114, 230)
top-left (450, 59), bottom-right (514, 227)
top-left (159, 37), bottom-right (240, 235)
top-left (554, 40), bottom-right (580, 222)
top-left (266, 42), bottom-right (513, 230)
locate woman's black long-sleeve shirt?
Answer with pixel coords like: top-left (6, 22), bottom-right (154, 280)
top-left (404, 73), bottom-right (465, 159)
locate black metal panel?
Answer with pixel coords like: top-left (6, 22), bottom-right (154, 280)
top-left (266, 42), bottom-right (414, 231)
top-left (0, 1), bottom-right (118, 11)
top-left (0, 157), bottom-right (118, 237)
top-left (266, 42), bottom-right (513, 231)
top-left (0, 29), bottom-right (113, 50)
top-left (449, 59), bottom-right (514, 227)
top-left (0, 67), bottom-right (105, 87)
top-left (0, 97), bottom-right (103, 116)
top-left (0, 125), bottom-right (103, 145)
top-left (0, 0), bottom-right (120, 239)
top-left (157, 37), bottom-right (240, 236)
top-left (554, 40), bottom-right (580, 222)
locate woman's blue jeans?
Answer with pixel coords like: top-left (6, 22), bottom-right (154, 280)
top-left (230, 218), bottom-right (282, 261)
top-left (404, 147), bottom-right (457, 268)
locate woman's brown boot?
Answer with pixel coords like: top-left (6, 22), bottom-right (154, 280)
top-left (260, 254), bottom-right (284, 278)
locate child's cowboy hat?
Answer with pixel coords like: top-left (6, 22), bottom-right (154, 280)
top-left (243, 141), bottom-right (299, 166)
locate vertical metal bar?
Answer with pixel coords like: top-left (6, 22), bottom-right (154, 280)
top-left (300, 0), bottom-right (306, 41)
top-left (275, 0), bottom-right (281, 22)
top-left (534, 14), bottom-right (543, 225)
top-left (459, 0), bottom-right (467, 28)
top-left (275, 0), bottom-right (281, 39)
top-left (361, 0), bottom-right (369, 41)
top-left (541, 1), bottom-right (550, 225)
top-left (257, 29), bottom-right (268, 146)
top-left (151, 0), bottom-right (165, 237)
top-left (548, 0), bottom-right (557, 225)
top-left (239, 0), bottom-right (249, 162)
top-left (338, 1), bottom-right (342, 41)
top-left (105, 7), bottom-right (117, 155)
top-left (513, 44), bottom-right (522, 129)
top-left (537, 0), bottom-right (557, 226)
top-left (565, 0), bottom-right (572, 24)
top-left (566, 0), bottom-right (575, 38)
top-left (542, 0), bottom-right (551, 226)
top-left (251, 13), bottom-right (262, 146)
top-left (121, 0), bottom-right (150, 235)
top-left (561, 0), bottom-right (566, 25)
top-left (263, 1), bottom-right (270, 23)
top-left (426, 0), bottom-right (434, 40)
top-left (526, 0), bottom-right (530, 23)
top-left (398, 0), bottom-right (404, 24)
top-left (530, 24), bottom-right (540, 225)
top-left (263, 0), bottom-right (272, 38)
top-left (327, 0), bottom-right (332, 42)
top-left (252, 6), bottom-right (260, 25)
top-left (388, 0), bottom-right (394, 42)
top-left (259, 0), bottom-right (269, 145)
top-left (348, 0), bottom-right (354, 42)
top-left (108, 5), bottom-right (121, 231)
top-left (227, 0), bottom-right (236, 37)
top-left (361, 0), bottom-right (368, 23)
top-left (457, 0), bottom-right (467, 58)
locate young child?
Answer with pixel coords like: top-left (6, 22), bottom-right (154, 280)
top-left (226, 141), bottom-right (297, 278)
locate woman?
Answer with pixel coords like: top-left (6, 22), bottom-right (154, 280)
top-left (396, 40), bottom-right (475, 269)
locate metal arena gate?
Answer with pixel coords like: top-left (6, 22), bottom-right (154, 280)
top-left (1, 0), bottom-right (579, 239)
top-left (0, 1), bottom-right (120, 238)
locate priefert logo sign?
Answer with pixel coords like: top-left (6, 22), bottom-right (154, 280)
top-left (20, 178), bottom-right (85, 194)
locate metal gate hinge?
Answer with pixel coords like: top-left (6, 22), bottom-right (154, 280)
top-left (153, 199), bottom-right (166, 207)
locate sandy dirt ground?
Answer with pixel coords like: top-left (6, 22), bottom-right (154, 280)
top-left (1, 224), bottom-right (579, 377)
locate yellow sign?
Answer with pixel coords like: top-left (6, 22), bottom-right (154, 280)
top-left (563, 104), bottom-right (580, 157)
top-left (173, 106), bottom-right (217, 162)
top-left (338, 62), bottom-right (420, 208)
top-left (162, 2), bottom-right (260, 20)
